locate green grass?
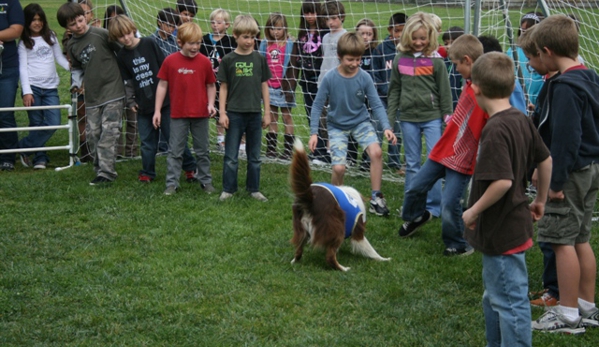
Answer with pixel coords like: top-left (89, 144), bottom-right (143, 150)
top-left (2, 1), bottom-right (598, 346)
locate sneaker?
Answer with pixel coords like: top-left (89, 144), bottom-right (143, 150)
top-left (443, 247), bottom-right (474, 257)
top-left (89, 176), bottom-right (112, 186)
top-left (164, 186), bottom-right (177, 195)
top-left (33, 162), bottom-right (47, 170)
top-left (250, 192), bottom-right (268, 202)
top-left (531, 292), bottom-right (559, 308)
top-left (0, 162), bottom-right (15, 171)
top-left (532, 309), bottom-right (586, 334)
top-left (581, 307), bottom-right (599, 328)
top-left (219, 192), bottom-right (233, 201)
top-left (185, 170), bottom-right (198, 183)
top-left (369, 193), bottom-right (390, 216)
top-left (20, 154), bottom-right (31, 167)
top-left (217, 142), bottom-right (225, 152)
top-left (529, 289), bottom-right (548, 300)
top-left (398, 210), bottom-right (432, 237)
top-left (138, 174), bottom-right (152, 183)
top-left (201, 183), bottom-right (215, 194)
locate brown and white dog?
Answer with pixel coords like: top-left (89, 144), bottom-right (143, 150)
top-left (290, 139), bottom-right (390, 271)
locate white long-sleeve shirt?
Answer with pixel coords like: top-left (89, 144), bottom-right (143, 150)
top-left (18, 35), bottom-right (69, 95)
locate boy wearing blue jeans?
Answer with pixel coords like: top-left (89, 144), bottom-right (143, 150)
top-left (57, 2), bottom-right (124, 185)
top-left (531, 15), bottom-right (599, 334)
top-left (309, 32), bottom-right (397, 216)
top-left (217, 15), bottom-right (271, 202)
top-left (463, 52), bottom-right (551, 347)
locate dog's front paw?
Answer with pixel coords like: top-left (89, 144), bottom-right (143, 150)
top-left (291, 258), bottom-right (297, 264)
top-left (339, 265), bottom-right (350, 272)
top-left (379, 257), bottom-right (391, 261)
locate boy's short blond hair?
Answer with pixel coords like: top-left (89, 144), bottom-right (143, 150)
top-left (177, 21), bottom-right (202, 44)
top-left (518, 25), bottom-right (539, 56)
top-left (429, 13), bottom-right (442, 32)
top-left (448, 34), bottom-right (483, 62)
top-left (107, 14), bottom-right (137, 41)
top-left (323, 0), bottom-right (345, 22)
top-left (337, 32), bottom-right (364, 58)
top-left (210, 8), bottom-right (231, 23)
top-left (232, 14), bottom-right (259, 36)
top-left (398, 12), bottom-right (438, 56)
top-left (532, 14), bottom-right (578, 59)
top-left (472, 52), bottom-right (515, 99)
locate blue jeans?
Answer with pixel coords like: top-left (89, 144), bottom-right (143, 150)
top-left (0, 66), bottom-right (19, 164)
top-left (387, 119), bottom-right (403, 168)
top-left (18, 86), bottom-right (61, 164)
top-left (539, 241), bottom-right (559, 299)
top-left (401, 119), bottom-right (442, 217)
top-left (482, 252), bottom-right (531, 347)
top-left (138, 107), bottom-right (196, 179)
top-left (222, 111), bottom-right (262, 193)
top-left (402, 160), bottom-right (471, 249)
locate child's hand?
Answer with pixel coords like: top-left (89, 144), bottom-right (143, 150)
top-left (22, 94), bottom-right (34, 107)
top-left (308, 135), bottom-right (318, 153)
top-left (462, 208), bottom-right (478, 230)
top-left (152, 112), bottom-right (161, 129)
top-left (130, 105), bottom-right (138, 113)
top-left (219, 113), bottom-right (229, 129)
top-left (207, 104), bottom-right (217, 117)
top-left (262, 113), bottom-right (271, 129)
top-left (384, 129), bottom-right (397, 145)
top-left (529, 201), bottom-right (545, 222)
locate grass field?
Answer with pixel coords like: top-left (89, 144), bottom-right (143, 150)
top-left (1, 1), bottom-right (598, 346)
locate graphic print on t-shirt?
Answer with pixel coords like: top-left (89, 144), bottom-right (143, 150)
top-left (235, 61), bottom-right (253, 77)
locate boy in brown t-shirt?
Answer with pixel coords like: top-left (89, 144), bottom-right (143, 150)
top-left (463, 52), bottom-right (552, 347)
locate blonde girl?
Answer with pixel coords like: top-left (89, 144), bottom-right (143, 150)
top-left (387, 12), bottom-right (453, 218)
top-left (259, 12), bottom-right (296, 159)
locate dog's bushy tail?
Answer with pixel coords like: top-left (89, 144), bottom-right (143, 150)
top-left (290, 139), bottom-right (313, 206)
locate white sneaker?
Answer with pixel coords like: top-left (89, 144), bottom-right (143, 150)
top-left (532, 309), bottom-right (585, 334)
top-left (219, 192), bottom-right (233, 201)
top-left (250, 192), bottom-right (268, 202)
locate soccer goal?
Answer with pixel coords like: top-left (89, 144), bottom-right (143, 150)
top-left (69, 0), bottom-right (599, 182)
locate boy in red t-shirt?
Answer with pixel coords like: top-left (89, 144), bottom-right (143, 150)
top-left (398, 34), bottom-right (489, 256)
top-left (153, 22), bottom-right (216, 195)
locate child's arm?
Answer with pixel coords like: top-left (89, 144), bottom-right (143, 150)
top-left (462, 179), bottom-right (512, 229)
top-left (52, 35), bottom-right (70, 71)
top-left (386, 55), bottom-right (402, 125)
top-left (152, 79), bottom-right (168, 129)
top-left (282, 43), bottom-right (300, 103)
top-left (530, 156), bottom-right (552, 221)
top-left (18, 42), bottom-right (33, 107)
top-left (261, 81), bottom-right (271, 129)
top-left (218, 82), bottom-right (229, 129)
top-left (206, 82), bottom-right (216, 117)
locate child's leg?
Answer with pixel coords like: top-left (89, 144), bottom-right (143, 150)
top-left (222, 111), bottom-right (245, 194)
top-left (421, 119), bottom-right (443, 217)
top-left (399, 121), bottom-right (423, 191)
top-left (366, 143), bottom-right (383, 191)
top-left (76, 97), bottom-right (92, 162)
top-left (269, 105), bottom-right (279, 133)
top-left (482, 253), bottom-right (531, 347)
top-left (190, 118), bottom-right (212, 185)
top-left (244, 112), bottom-right (263, 193)
top-left (137, 113), bottom-right (159, 179)
top-left (165, 118), bottom-right (189, 188)
top-left (95, 100), bottom-right (123, 180)
top-left (281, 107), bottom-right (295, 159)
top-left (440, 168), bottom-right (472, 250)
top-left (401, 159), bottom-right (445, 222)
top-left (328, 127), bottom-right (348, 186)
top-left (266, 106), bottom-right (280, 158)
top-left (19, 87), bottom-right (61, 164)
top-left (124, 108), bottom-right (139, 157)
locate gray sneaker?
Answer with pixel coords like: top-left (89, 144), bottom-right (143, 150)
top-left (202, 183), bottom-right (215, 194)
top-left (219, 192), bottom-right (233, 201)
top-left (164, 186), bottom-right (177, 195)
top-left (250, 192), bottom-right (268, 202)
top-left (581, 307), bottom-right (599, 328)
top-left (532, 309), bottom-right (586, 334)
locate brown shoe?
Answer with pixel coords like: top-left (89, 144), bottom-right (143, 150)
top-left (530, 292), bottom-right (559, 307)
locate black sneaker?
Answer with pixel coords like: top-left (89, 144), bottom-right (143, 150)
top-left (0, 162), bottom-right (15, 171)
top-left (398, 210), bottom-right (432, 237)
top-left (369, 193), bottom-right (390, 216)
top-left (89, 176), bottom-right (112, 186)
top-left (443, 247), bottom-right (474, 257)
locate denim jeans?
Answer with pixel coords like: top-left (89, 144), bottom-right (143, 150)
top-left (0, 66), bottom-right (19, 164)
top-left (18, 86), bottom-right (61, 164)
top-left (222, 111), bottom-right (262, 193)
top-left (539, 241), bottom-right (559, 299)
top-left (402, 160), bottom-right (471, 249)
top-left (400, 119), bottom-right (442, 217)
top-left (166, 117), bottom-right (211, 188)
top-left (482, 252), bottom-right (532, 347)
top-left (138, 107), bottom-right (196, 179)
top-left (387, 118), bottom-right (403, 168)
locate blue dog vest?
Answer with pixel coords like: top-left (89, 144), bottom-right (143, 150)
top-left (312, 183), bottom-right (363, 238)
